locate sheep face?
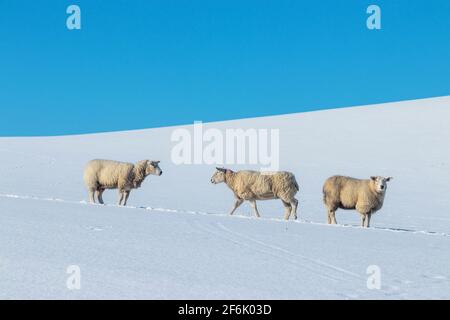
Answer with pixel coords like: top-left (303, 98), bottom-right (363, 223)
top-left (146, 161), bottom-right (163, 176)
top-left (370, 176), bottom-right (392, 193)
top-left (211, 168), bottom-right (227, 184)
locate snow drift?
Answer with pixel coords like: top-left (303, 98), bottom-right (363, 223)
top-left (0, 96), bottom-right (449, 299)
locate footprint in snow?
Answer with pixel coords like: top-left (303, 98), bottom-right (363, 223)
top-left (86, 226), bottom-right (111, 232)
top-left (421, 274), bottom-right (448, 281)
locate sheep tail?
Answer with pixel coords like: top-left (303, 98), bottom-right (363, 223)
top-left (322, 187), bottom-right (328, 204)
top-left (291, 174), bottom-right (299, 191)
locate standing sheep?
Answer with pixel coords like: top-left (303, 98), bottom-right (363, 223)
top-left (323, 175), bottom-right (392, 228)
top-left (83, 159), bottom-right (163, 206)
top-left (210, 168), bottom-right (299, 220)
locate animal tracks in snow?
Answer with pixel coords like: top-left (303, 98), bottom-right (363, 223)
top-left (217, 221), bottom-right (362, 281)
top-left (1, 193), bottom-right (450, 238)
top-left (188, 220), bottom-right (403, 297)
top-left (189, 219), bottom-right (346, 283)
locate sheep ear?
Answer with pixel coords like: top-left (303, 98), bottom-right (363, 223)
top-left (386, 177), bottom-right (393, 181)
top-left (370, 176), bottom-right (377, 181)
top-left (216, 167), bottom-right (226, 173)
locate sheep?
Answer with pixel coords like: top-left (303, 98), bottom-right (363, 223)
top-left (83, 159), bottom-right (163, 206)
top-left (210, 168), bottom-right (299, 220)
top-left (323, 175), bottom-right (392, 228)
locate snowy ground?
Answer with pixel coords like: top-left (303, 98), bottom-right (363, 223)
top-left (1, 96), bottom-right (450, 299)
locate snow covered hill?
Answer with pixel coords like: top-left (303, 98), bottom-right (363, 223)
top-left (1, 96), bottom-right (450, 299)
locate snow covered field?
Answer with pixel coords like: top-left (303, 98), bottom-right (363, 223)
top-left (1, 96), bottom-right (450, 299)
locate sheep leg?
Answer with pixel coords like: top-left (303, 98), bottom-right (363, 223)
top-left (329, 210), bottom-right (337, 224)
top-left (118, 191), bottom-right (124, 206)
top-left (96, 188), bottom-right (105, 204)
top-left (88, 189), bottom-right (96, 204)
top-left (366, 213), bottom-right (372, 228)
top-left (282, 201), bottom-right (292, 220)
top-left (249, 200), bottom-right (261, 218)
top-left (229, 199), bottom-right (244, 215)
top-left (290, 198), bottom-right (298, 220)
top-left (122, 191), bottom-right (131, 206)
top-left (332, 212), bottom-right (337, 224)
top-left (361, 214), bottom-right (367, 228)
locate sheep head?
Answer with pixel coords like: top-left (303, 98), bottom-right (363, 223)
top-left (370, 176), bottom-right (393, 193)
top-left (210, 167), bottom-right (233, 184)
top-left (145, 160), bottom-right (163, 176)
top-left (135, 160), bottom-right (163, 178)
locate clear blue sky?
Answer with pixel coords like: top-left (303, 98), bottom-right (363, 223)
top-left (1, 0), bottom-right (450, 136)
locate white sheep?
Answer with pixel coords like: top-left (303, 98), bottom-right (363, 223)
top-left (83, 159), bottom-right (162, 206)
top-left (210, 168), bottom-right (299, 220)
top-left (323, 175), bottom-right (392, 227)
